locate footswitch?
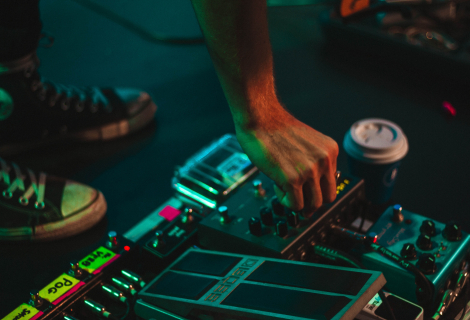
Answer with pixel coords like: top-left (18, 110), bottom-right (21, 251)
top-left (136, 248), bottom-right (386, 320)
top-left (356, 292), bottom-right (423, 320)
top-left (361, 205), bottom-right (470, 303)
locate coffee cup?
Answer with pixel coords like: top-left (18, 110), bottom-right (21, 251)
top-left (343, 118), bottom-right (408, 204)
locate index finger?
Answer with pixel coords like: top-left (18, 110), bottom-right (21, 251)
top-left (275, 183), bottom-right (304, 212)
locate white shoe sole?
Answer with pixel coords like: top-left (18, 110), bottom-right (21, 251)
top-left (0, 191), bottom-right (107, 241)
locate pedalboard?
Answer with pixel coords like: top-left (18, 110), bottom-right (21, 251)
top-left (136, 248), bottom-right (386, 320)
top-left (198, 173), bottom-right (365, 260)
top-left (360, 205), bottom-right (470, 303)
top-left (2, 233), bottom-right (146, 320)
top-left (6, 133), bottom-right (470, 320)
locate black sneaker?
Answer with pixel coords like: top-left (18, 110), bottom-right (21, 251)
top-left (0, 157), bottom-right (107, 241)
top-left (0, 52), bottom-right (157, 155)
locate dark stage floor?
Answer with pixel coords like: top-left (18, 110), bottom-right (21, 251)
top-left (1, 0), bottom-right (470, 316)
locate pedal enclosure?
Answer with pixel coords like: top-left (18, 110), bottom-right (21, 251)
top-left (361, 206), bottom-right (470, 303)
top-left (136, 248), bottom-right (386, 320)
top-left (198, 173), bottom-right (365, 259)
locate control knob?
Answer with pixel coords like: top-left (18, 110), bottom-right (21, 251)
top-left (260, 207), bottom-right (274, 225)
top-left (443, 221), bottom-right (462, 241)
top-left (271, 197), bottom-right (284, 216)
top-left (152, 230), bottom-right (165, 248)
top-left (253, 180), bottom-right (266, 197)
top-left (106, 231), bottom-right (119, 249)
top-left (276, 220), bottom-right (288, 237)
top-left (287, 211), bottom-right (300, 227)
top-left (392, 204), bottom-right (404, 223)
top-left (249, 217), bottom-right (262, 236)
top-left (420, 220), bottom-right (436, 236)
top-left (400, 243), bottom-right (417, 260)
top-left (218, 206), bottom-right (231, 224)
top-left (417, 234), bottom-right (433, 251)
top-left (417, 253), bottom-right (437, 274)
top-left (181, 208), bottom-right (194, 224)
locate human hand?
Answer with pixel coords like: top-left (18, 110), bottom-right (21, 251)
top-left (235, 109), bottom-right (339, 217)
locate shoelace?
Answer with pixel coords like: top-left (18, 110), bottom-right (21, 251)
top-left (0, 158), bottom-right (46, 210)
top-left (0, 52), bottom-right (110, 113)
top-left (28, 70), bottom-right (111, 114)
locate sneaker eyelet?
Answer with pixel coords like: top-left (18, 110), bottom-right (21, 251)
top-left (38, 88), bottom-right (47, 101)
top-left (24, 67), bottom-right (34, 78)
top-left (35, 201), bottom-right (45, 210)
top-left (90, 103), bottom-right (99, 113)
top-left (75, 101), bottom-right (85, 112)
top-left (31, 80), bottom-right (41, 91)
top-left (2, 191), bottom-right (12, 199)
top-left (19, 197), bottom-right (29, 206)
top-left (61, 99), bottom-right (70, 111)
top-left (49, 93), bottom-right (59, 107)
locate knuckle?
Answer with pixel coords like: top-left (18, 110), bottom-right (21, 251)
top-left (330, 139), bottom-right (339, 156)
top-left (286, 175), bottom-right (302, 187)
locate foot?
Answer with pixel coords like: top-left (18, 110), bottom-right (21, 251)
top-left (0, 52), bottom-right (157, 154)
top-left (0, 157), bottom-right (107, 241)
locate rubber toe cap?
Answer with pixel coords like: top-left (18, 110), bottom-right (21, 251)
top-left (113, 88), bottom-right (151, 116)
top-left (61, 180), bottom-right (99, 217)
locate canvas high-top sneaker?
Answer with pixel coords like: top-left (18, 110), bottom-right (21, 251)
top-left (0, 157), bottom-right (107, 241)
top-left (0, 51), bottom-right (157, 154)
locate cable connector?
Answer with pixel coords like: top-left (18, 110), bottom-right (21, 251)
top-left (83, 299), bottom-right (112, 318)
top-left (121, 269), bottom-right (146, 288)
top-left (111, 277), bottom-right (137, 295)
top-left (432, 289), bottom-right (455, 319)
top-left (101, 284), bottom-right (127, 303)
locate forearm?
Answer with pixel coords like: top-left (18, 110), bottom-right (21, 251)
top-left (190, 0), bottom-right (289, 130)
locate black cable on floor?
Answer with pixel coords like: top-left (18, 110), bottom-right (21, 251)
top-left (70, 0), bottom-right (205, 45)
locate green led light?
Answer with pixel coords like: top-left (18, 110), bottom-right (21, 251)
top-left (84, 300), bottom-right (94, 308)
top-left (102, 286), bottom-right (112, 293)
top-left (122, 270), bottom-right (138, 281)
top-left (183, 175), bottom-right (219, 195)
top-left (176, 183), bottom-right (216, 208)
top-left (112, 278), bottom-right (129, 289)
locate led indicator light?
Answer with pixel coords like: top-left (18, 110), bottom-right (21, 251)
top-left (122, 270), bottom-right (138, 282)
top-left (175, 183), bottom-right (216, 208)
top-left (124, 245), bottom-right (130, 251)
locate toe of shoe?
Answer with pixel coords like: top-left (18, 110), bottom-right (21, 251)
top-left (113, 88), bottom-right (152, 116)
top-left (61, 180), bottom-right (101, 217)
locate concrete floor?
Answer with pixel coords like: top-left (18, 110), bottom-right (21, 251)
top-left (1, 0), bottom-right (470, 316)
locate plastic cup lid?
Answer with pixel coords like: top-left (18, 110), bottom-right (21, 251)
top-left (343, 118), bottom-right (408, 164)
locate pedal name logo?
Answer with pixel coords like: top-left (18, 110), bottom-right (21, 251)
top-left (78, 246), bottom-right (117, 273)
top-left (38, 274), bottom-right (80, 303)
top-left (0, 88), bottom-right (13, 121)
top-left (46, 277), bottom-right (73, 294)
top-left (204, 258), bottom-right (259, 303)
top-left (3, 303), bottom-right (39, 320)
